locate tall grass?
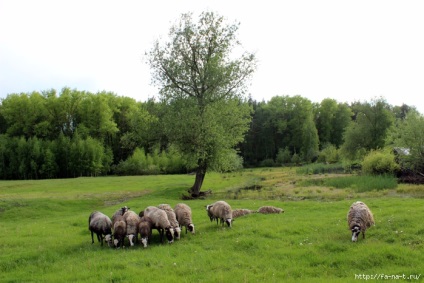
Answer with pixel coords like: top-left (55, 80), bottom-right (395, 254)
top-left (299, 174), bottom-right (398, 192)
top-left (296, 163), bottom-right (345, 175)
top-left (0, 169), bottom-right (423, 282)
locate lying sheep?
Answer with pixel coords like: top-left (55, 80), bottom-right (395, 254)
top-left (257, 206), bottom-right (284, 214)
top-left (206, 200), bottom-right (233, 227)
top-left (174, 203), bottom-right (195, 234)
top-left (112, 206), bottom-right (129, 223)
top-left (113, 215), bottom-right (127, 248)
top-left (138, 216), bottom-right (153, 248)
top-left (158, 204), bottom-right (181, 240)
top-left (232, 209), bottom-right (256, 218)
top-left (144, 206), bottom-right (174, 244)
top-left (347, 201), bottom-right (375, 242)
top-left (123, 210), bottom-right (140, 247)
top-left (88, 211), bottom-right (113, 247)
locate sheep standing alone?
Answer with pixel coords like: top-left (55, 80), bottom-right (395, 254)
top-left (206, 200), bottom-right (233, 227)
top-left (174, 203), bottom-right (195, 234)
top-left (257, 206), bottom-right (284, 214)
top-left (144, 206), bottom-right (174, 243)
top-left (123, 210), bottom-right (140, 247)
top-left (158, 204), bottom-right (181, 240)
top-left (347, 201), bottom-right (375, 242)
top-left (138, 216), bottom-right (153, 248)
top-left (113, 215), bottom-right (127, 248)
top-left (88, 211), bottom-right (113, 247)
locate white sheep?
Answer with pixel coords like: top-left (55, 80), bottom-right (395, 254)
top-left (174, 203), bottom-right (195, 234)
top-left (113, 215), bottom-right (127, 248)
top-left (88, 211), bottom-right (113, 247)
top-left (347, 201), bottom-right (375, 242)
top-left (206, 200), bottom-right (233, 227)
top-left (158, 204), bottom-right (182, 240)
top-left (123, 210), bottom-right (140, 247)
top-left (257, 206), bottom-right (284, 214)
top-left (144, 206), bottom-right (174, 243)
top-left (138, 216), bottom-right (153, 248)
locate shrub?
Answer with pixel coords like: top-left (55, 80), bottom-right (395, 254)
top-left (317, 144), bottom-right (340, 164)
top-left (361, 149), bottom-right (400, 176)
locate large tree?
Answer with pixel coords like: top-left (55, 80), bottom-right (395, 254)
top-left (147, 12), bottom-right (256, 197)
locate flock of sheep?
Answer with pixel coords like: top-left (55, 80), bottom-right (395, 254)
top-left (89, 199), bottom-right (374, 248)
top-left (88, 200), bottom-right (285, 248)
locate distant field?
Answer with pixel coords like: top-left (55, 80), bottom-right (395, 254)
top-left (0, 168), bottom-right (423, 282)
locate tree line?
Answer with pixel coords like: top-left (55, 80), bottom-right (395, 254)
top-left (0, 88), bottom-right (422, 180)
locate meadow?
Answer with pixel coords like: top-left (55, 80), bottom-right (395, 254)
top-left (0, 167), bottom-right (423, 282)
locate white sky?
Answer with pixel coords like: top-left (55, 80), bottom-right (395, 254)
top-left (1, 0), bottom-right (423, 113)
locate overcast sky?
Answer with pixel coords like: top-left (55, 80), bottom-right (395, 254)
top-left (1, 0), bottom-right (423, 113)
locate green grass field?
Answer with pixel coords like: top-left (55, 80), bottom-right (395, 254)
top-left (0, 168), bottom-right (423, 282)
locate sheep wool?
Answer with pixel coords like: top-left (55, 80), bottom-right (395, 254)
top-left (158, 204), bottom-right (181, 240)
top-left (174, 203), bottom-right (195, 234)
top-left (347, 201), bottom-right (375, 242)
top-left (144, 206), bottom-right (174, 243)
top-left (123, 210), bottom-right (141, 247)
top-left (232, 209), bottom-right (256, 218)
top-left (138, 216), bottom-right (154, 248)
top-left (207, 200), bottom-right (233, 227)
top-left (88, 211), bottom-right (113, 247)
top-left (257, 206), bottom-right (284, 214)
top-left (112, 206), bottom-right (129, 224)
top-left (113, 215), bottom-right (127, 248)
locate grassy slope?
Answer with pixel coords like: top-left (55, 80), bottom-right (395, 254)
top-left (0, 169), bottom-right (423, 282)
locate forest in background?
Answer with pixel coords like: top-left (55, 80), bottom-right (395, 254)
top-left (0, 87), bottom-right (422, 180)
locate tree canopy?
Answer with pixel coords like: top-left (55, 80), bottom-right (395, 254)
top-left (146, 11), bottom-right (256, 197)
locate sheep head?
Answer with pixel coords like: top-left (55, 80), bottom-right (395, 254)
top-left (351, 225), bottom-right (361, 242)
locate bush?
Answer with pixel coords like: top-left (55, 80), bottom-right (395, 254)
top-left (259, 158), bottom-right (276, 167)
top-left (361, 149), bottom-right (400, 176)
top-left (317, 144), bottom-right (340, 164)
top-left (276, 147), bottom-right (291, 165)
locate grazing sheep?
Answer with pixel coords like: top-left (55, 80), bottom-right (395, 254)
top-left (206, 201), bottom-right (233, 227)
top-left (112, 206), bottom-right (129, 223)
top-left (232, 209), bottom-right (256, 218)
top-left (123, 210), bottom-right (140, 247)
top-left (113, 215), bottom-right (127, 248)
top-left (88, 211), bottom-right (113, 247)
top-left (347, 201), bottom-right (375, 242)
top-left (174, 203), bottom-right (195, 234)
top-left (138, 216), bottom-right (153, 248)
top-left (158, 204), bottom-right (181, 240)
top-left (257, 206), bottom-right (284, 214)
top-left (144, 206), bottom-right (174, 243)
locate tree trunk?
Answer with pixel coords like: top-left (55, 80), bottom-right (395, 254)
top-left (190, 164), bottom-right (207, 197)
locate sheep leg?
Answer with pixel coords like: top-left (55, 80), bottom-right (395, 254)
top-left (91, 231), bottom-right (94, 244)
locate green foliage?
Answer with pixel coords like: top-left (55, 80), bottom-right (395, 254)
top-left (387, 110), bottom-right (424, 172)
top-left (361, 149), bottom-right (400, 176)
top-left (296, 163), bottom-right (345, 175)
top-left (317, 143), bottom-right (340, 164)
top-left (147, 11), bottom-right (256, 194)
top-left (276, 147), bottom-right (291, 165)
top-left (341, 98), bottom-right (394, 161)
top-left (114, 147), bottom-right (188, 175)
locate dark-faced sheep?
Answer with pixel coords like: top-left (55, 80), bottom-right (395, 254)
top-left (174, 203), bottom-right (195, 234)
top-left (158, 204), bottom-right (181, 240)
top-left (112, 206), bottom-right (129, 223)
top-left (138, 216), bottom-right (153, 248)
top-left (347, 201), bottom-right (375, 242)
top-left (144, 206), bottom-right (174, 244)
top-left (88, 211), bottom-right (113, 247)
top-left (113, 215), bottom-right (127, 248)
top-left (257, 206), bottom-right (284, 214)
top-left (123, 210), bottom-right (140, 247)
top-left (206, 201), bottom-right (233, 227)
